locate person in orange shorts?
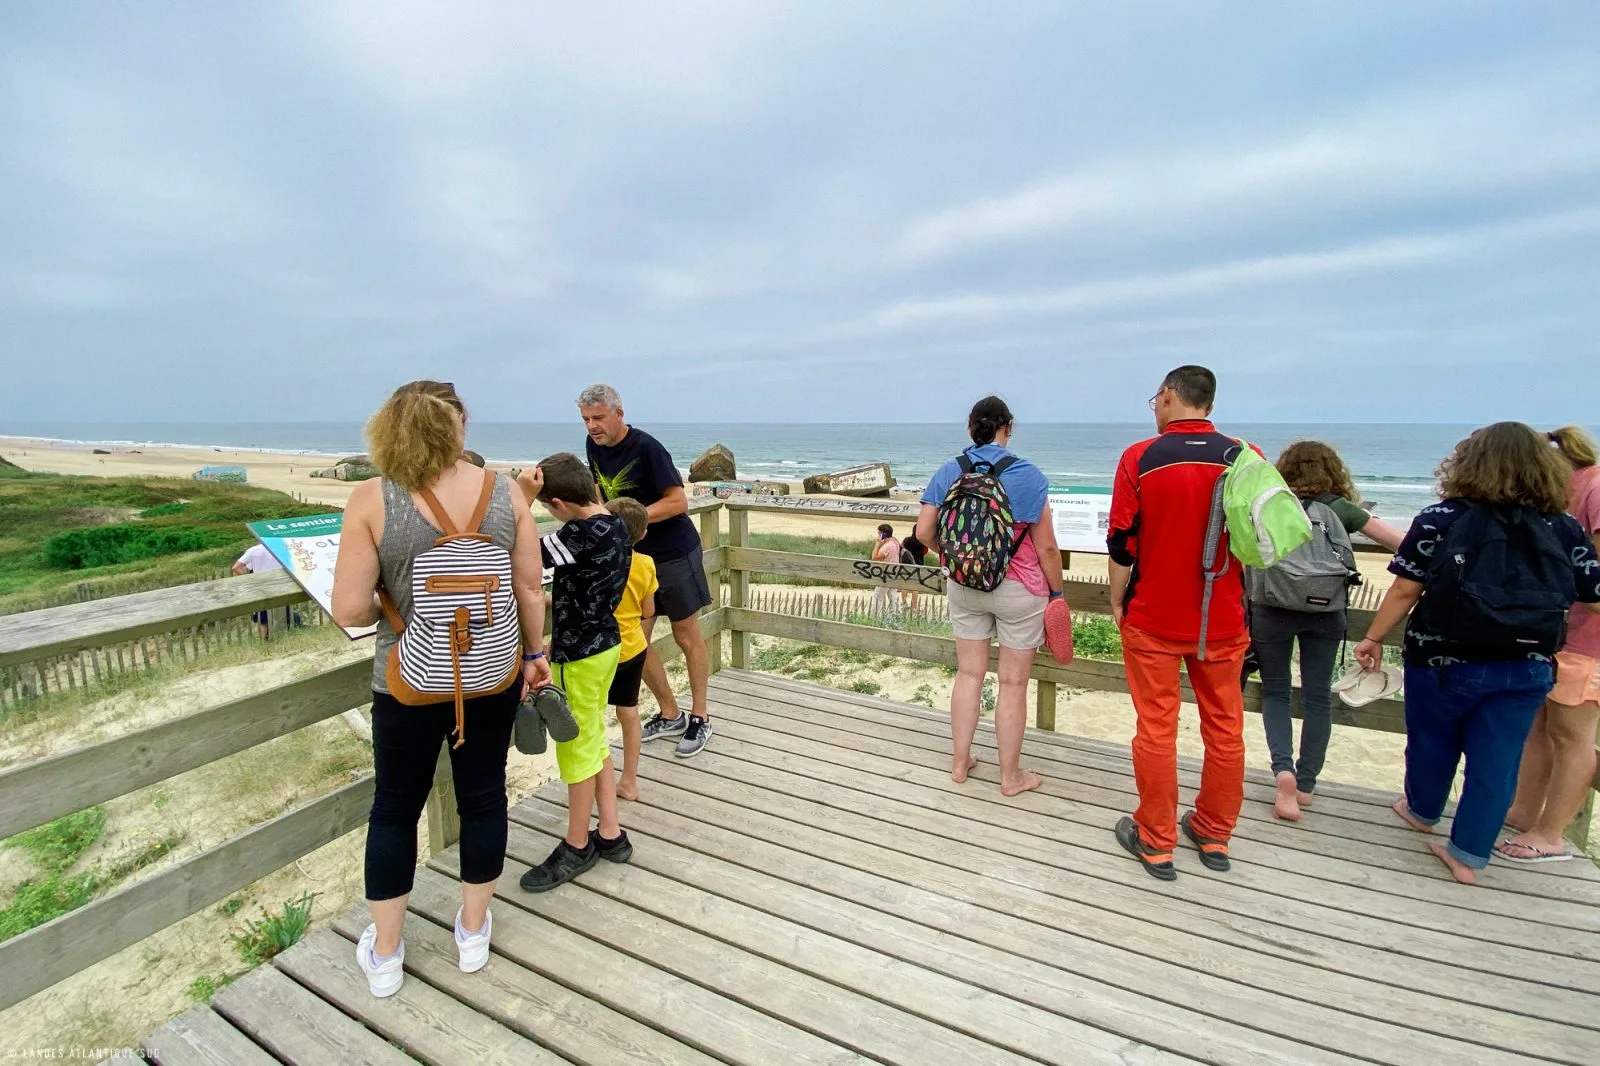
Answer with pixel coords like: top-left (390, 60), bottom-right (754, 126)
top-left (1500, 426), bottom-right (1600, 864)
top-left (1106, 366), bottom-right (1254, 880)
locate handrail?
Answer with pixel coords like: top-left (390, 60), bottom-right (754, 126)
top-left (720, 492), bottom-right (1395, 554)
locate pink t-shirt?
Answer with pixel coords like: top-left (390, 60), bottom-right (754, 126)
top-left (1007, 523), bottom-right (1049, 598)
top-left (1566, 465), bottom-right (1600, 658)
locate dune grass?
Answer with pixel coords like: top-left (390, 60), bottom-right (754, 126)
top-left (0, 466), bottom-right (329, 613)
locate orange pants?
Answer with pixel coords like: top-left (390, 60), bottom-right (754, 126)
top-left (1122, 624), bottom-right (1250, 852)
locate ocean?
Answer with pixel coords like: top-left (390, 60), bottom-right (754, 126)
top-left (1, 419), bottom-right (1514, 523)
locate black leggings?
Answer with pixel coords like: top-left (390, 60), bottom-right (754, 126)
top-left (364, 686), bottom-right (518, 901)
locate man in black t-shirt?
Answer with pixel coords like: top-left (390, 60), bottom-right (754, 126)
top-left (575, 384), bottom-right (714, 757)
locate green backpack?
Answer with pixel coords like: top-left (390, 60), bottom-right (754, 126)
top-left (1195, 441), bottom-right (1313, 659)
top-left (1220, 442), bottom-right (1312, 568)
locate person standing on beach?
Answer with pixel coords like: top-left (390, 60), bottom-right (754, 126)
top-left (916, 396), bottom-right (1063, 796)
top-left (552, 384), bottom-right (715, 758)
top-left (1107, 366), bottom-right (1251, 880)
top-left (1355, 423), bottom-right (1600, 884)
top-left (233, 542), bottom-right (284, 640)
top-left (870, 524), bottom-right (901, 615)
top-left (1499, 425), bottom-right (1600, 864)
top-left (1250, 442), bottom-right (1407, 822)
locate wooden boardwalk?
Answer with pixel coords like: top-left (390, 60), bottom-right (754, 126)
top-left (140, 671), bottom-right (1600, 1066)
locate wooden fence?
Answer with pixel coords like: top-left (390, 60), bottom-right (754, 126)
top-left (0, 494), bottom-right (1592, 1016)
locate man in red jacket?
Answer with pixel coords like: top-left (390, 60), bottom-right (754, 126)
top-left (1106, 366), bottom-right (1250, 880)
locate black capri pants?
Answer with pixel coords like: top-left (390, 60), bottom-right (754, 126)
top-left (364, 685), bottom-right (518, 901)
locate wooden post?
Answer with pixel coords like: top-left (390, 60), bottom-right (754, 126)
top-left (728, 507), bottom-right (750, 669)
top-left (699, 507), bottom-right (724, 675)
top-left (1035, 679), bottom-right (1058, 732)
top-left (424, 749), bottom-right (459, 855)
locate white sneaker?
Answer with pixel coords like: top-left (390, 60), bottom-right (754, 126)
top-left (356, 924), bottom-right (404, 998)
top-left (455, 907), bottom-right (492, 974)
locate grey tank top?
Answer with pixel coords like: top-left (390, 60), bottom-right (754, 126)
top-left (372, 473), bottom-right (518, 692)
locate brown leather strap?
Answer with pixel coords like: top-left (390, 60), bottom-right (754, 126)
top-left (463, 469), bottom-right (496, 535)
top-left (418, 486), bottom-right (459, 537)
top-left (376, 586), bottom-right (405, 632)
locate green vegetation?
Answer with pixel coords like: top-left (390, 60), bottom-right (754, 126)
top-left (981, 677), bottom-right (997, 712)
top-left (43, 523), bottom-right (239, 570)
top-left (186, 972), bottom-right (237, 1002)
top-left (748, 532), bottom-right (876, 586)
top-left (4, 806), bottom-right (108, 871)
top-left (911, 684), bottom-right (935, 707)
top-left (845, 679), bottom-right (882, 695)
top-left (216, 897), bottom-right (246, 918)
top-left (1072, 614), bottom-right (1123, 659)
top-left (231, 893), bottom-right (316, 965)
top-left (0, 806), bottom-right (186, 943)
top-left (0, 466), bottom-right (328, 612)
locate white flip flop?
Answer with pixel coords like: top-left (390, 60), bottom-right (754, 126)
top-left (1340, 666), bottom-right (1403, 707)
top-left (1331, 663), bottom-right (1366, 694)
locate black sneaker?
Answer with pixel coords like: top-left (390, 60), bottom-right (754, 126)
top-left (675, 715), bottom-right (712, 758)
top-left (1180, 811), bottom-right (1232, 872)
top-left (590, 828), bottom-right (633, 864)
top-left (1115, 816), bottom-right (1177, 881)
top-left (641, 711), bottom-right (689, 743)
top-left (519, 839), bottom-right (598, 893)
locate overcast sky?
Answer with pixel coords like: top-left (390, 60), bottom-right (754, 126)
top-left (1, 2), bottom-right (1596, 425)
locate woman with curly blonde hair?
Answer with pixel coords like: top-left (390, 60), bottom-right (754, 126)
top-left (1502, 425), bottom-right (1600, 863)
top-left (332, 380), bottom-right (550, 995)
top-left (1252, 442), bottom-right (1405, 821)
top-left (1355, 423), bottom-right (1600, 884)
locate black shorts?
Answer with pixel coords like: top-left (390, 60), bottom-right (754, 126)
top-left (608, 651), bottom-right (648, 708)
top-left (653, 544), bottom-right (713, 622)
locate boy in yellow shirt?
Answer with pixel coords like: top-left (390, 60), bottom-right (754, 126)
top-left (606, 498), bottom-right (659, 801)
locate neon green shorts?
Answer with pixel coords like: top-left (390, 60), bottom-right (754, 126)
top-left (552, 645), bottom-right (622, 785)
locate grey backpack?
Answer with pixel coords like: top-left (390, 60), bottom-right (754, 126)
top-left (1246, 496), bottom-right (1359, 613)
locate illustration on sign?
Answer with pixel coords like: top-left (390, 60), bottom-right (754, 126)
top-left (1047, 487), bottom-right (1114, 555)
top-left (245, 514), bottom-right (374, 639)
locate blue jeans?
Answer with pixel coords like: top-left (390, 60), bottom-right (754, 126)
top-left (1402, 661), bottom-right (1553, 869)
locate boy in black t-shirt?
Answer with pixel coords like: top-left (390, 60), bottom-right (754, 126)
top-left (519, 453), bottom-right (635, 892)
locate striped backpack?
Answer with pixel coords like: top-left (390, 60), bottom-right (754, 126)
top-left (935, 453), bottom-right (1026, 591)
top-left (379, 470), bottom-right (521, 747)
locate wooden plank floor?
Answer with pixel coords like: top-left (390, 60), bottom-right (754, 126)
top-left (141, 670), bottom-right (1600, 1066)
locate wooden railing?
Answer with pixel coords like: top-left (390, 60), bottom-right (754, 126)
top-left (0, 493), bottom-right (1591, 1013)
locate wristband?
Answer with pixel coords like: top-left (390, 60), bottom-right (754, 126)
top-left (1049, 589), bottom-right (1063, 599)
top-left (522, 651), bottom-right (546, 662)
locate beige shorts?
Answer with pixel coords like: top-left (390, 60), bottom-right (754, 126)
top-left (1550, 651), bottom-right (1600, 707)
top-left (947, 579), bottom-right (1046, 650)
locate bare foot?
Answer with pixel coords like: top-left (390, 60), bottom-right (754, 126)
top-left (1296, 790), bottom-right (1314, 808)
top-left (951, 753), bottom-right (978, 784)
top-left (617, 777), bottom-right (639, 802)
top-left (1273, 772), bottom-right (1302, 821)
top-left (1001, 770), bottom-right (1043, 797)
top-left (1427, 840), bottom-right (1477, 885)
top-left (1392, 796), bottom-right (1434, 833)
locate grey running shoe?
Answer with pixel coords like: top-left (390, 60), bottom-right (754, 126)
top-left (675, 715), bottom-right (712, 758)
top-left (532, 684), bottom-right (579, 743)
top-left (642, 710), bottom-right (689, 743)
top-left (513, 691), bottom-right (548, 755)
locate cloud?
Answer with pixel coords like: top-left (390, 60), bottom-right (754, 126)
top-left (0, 3), bottom-right (1596, 424)
top-left (872, 207), bottom-right (1600, 331)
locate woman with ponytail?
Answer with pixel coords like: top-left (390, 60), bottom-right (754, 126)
top-left (332, 381), bottom-right (549, 995)
top-left (1501, 425), bottom-right (1600, 863)
top-left (915, 396), bottom-right (1064, 796)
